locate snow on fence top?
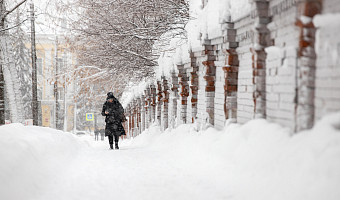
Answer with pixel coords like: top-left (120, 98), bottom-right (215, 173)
top-left (125, 0), bottom-right (251, 106)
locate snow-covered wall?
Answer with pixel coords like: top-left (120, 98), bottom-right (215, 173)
top-left (122, 0), bottom-right (340, 134)
top-left (234, 14), bottom-right (254, 124)
top-left (265, 0), bottom-right (300, 130)
top-left (314, 13), bottom-right (340, 121)
top-left (214, 39), bottom-right (227, 130)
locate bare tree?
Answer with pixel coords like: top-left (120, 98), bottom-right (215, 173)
top-left (57, 0), bottom-right (189, 90)
top-left (42, 0), bottom-right (190, 129)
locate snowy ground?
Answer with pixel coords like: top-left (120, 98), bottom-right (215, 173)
top-left (1, 114), bottom-right (340, 200)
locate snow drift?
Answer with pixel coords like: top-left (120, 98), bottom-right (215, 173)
top-left (1, 113), bottom-right (340, 200)
top-left (0, 124), bottom-right (86, 200)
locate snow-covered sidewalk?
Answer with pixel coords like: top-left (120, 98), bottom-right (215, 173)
top-left (38, 134), bottom-right (227, 200)
top-left (1, 114), bottom-right (340, 200)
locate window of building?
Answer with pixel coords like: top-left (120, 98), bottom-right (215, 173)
top-left (57, 58), bottom-right (64, 72)
top-left (58, 87), bottom-right (64, 101)
top-left (37, 58), bottom-right (43, 75)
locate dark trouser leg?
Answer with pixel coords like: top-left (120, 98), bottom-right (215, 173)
top-left (108, 135), bottom-right (113, 149)
top-left (114, 135), bottom-right (119, 149)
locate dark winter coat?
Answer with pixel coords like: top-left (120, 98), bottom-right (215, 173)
top-left (101, 97), bottom-right (126, 137)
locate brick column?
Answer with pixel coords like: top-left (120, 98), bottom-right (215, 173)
top-left (141, 94), bottom-right (146, 132)
top-left (162, 76), bottom-right (169, 130)
top-left (170, 70), bottom-right (179, 128)
top-left (203, 43), bottom-right (217, 125)
top-left (132, 99), bottom-right (137, 137)
top-left (295, 0), bottom-right (321, 131)
top-left (122, 108), bottom-right (128, 138)
top-left (150, 84), bottom-right (157, 123)
top-left (251, 0), bottom-right (271, 118)
top-left (136, 97), bottom-right (141, 135)
top-left (156, 80), bottom-right (163, 126)
top-left (177, 64), bottom-right (189, 124)
top-left (222, 19), bottom-right (239, 122)
top-left (124, 106), bottom-right (130, 137)
top-left (145, 87), bottom-right (151, 128)
top-left (190, 53), bottom-right (199, 123)
top-left (128, 103), bottom-right (133, 137)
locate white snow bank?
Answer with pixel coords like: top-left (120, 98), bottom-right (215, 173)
top-left (0, 124), bottom-right (87, 200)
top-left (1, 113), bottom-right (340, 200)
top-left (126, 113), bottom-right (340, 200)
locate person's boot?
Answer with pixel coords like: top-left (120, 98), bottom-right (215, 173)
top-left (115, 143), bottom-right (119, 150)
top-left (110, 144), bottom-right (113, 150)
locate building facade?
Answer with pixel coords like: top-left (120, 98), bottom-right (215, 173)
top-left (33, 34), bottom-right (77, 131)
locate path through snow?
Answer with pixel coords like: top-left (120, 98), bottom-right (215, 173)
top-left (37, 132), bottom-right (231, 200)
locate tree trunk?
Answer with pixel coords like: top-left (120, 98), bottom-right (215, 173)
top-left (0, 32), bottom-right (25, 123)
top-left (0, 62), bottom-right (4, 124)
top-left (0, 0), bottom-right (28, 125)
top-left (0, 0), bottom-right (5, 125)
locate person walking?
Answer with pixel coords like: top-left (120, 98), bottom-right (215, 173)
top-left (100, 129), bottom-right (105, 141)
top-left (101, 92), bottom-right (126, 149)
top-left (94, 129), bottom-right (99, 141)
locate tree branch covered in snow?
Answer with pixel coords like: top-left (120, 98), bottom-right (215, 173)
top-left (0, 0), bottom-right (27, 22)
top-left (0, 0), bottom-right (30, 124)
top-left (56, 0), bottom-right (189, 85)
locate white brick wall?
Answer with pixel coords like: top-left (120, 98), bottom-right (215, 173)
top-left (195, 55), bottom-right (209, 128)
top-left (266, 45), bottom-right (298, 130)
top-left (214, 65), bottom-right (226, 130)
top-left (236, 42), bottom-right (254, 123)
top-left (264, 2), bottom-right (300, 131)
top-left (314, 14), bottom-right (340, 120)
top-left (235, 14), bottom-right (254, 124)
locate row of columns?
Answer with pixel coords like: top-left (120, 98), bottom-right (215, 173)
top-left (125, 83), bottom-right (159, 136)
top-left (123, 0), bottom-right (322, 135)
top-left (124, 45), bottom-right (226, 135)
top-left (123, 42), bottom-right (238, 135)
